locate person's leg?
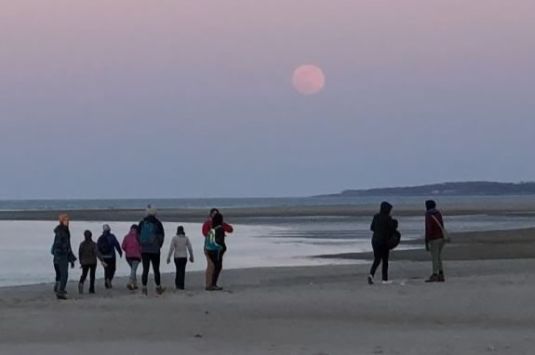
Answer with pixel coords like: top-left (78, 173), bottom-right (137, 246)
top-left (212, 252), bottom-right (224, 287)
top-left (151, 253), bottom-right (161, 287)
top-left (131, 260), bottom-right (140, 287)
top-left (109, 258), bottom-right (116, 283)
top-left (79, 265), bottom-right (89, 293)
top-left (58, 258), bottom-right (69, 294)
top-left (369, 245), bottom-right (382, 277)
top-left (176, 258), bottom-right (187, 289)
top-left (89, 264), bottom-right (96, 293)
top-left (437, 239), bottom-right (445, 281)
top-left (430, 240), bottom-right (441, 275)
top-left (103, 258), bottom-right (111, 288)
top-left (141, 253), bottom-right (150, 287)
top-left (204, 251), bottom-right (215, 288)
top-left (174, 258), bottom-right (180, 289)
top-left (53, 263), bottom-right (61, 292)
top-left (381, 248), bottom-right (390, 281)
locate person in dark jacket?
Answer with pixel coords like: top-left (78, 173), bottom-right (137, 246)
top-left (425, 200), bottom-right (446, 282)
top-left (97, 224), bottom-right (122, 289)
top-left (368, 202), bottom-right (395, 285)
top-left (138, 205), bottom-right (165, 295)
top-left (78, 230), bottom-right (101, 294)
top-left (51, 214), bottom-right (77, 300)
top-left (204, 212), bottom-right (233, 291)
top-left (202, 208), bottom-right (234, 289)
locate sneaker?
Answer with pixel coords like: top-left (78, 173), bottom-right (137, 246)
top-left (105, 279), bottom-right (111, 289)
top-left (127, 283), bottom-right (134, 291)
top-left (155, 286), bottom-right (166, 295)
top-left (425, 274), bottom-right (439, 283)
top-left (212, 286), bottom-right (223, 291)
top-left (53, 282), bottom-right (59, 293)
top-left (89, 288), bottom-right (95, 294)
top-left (142, 287), bottom-right (148, 296)
top-left (78, 282), bottom-right (84, 294)
top-left (367, 275), bottom-right (374, 285)
top-left (381, 280), bottom-right (393, 285)
top-left (205, 286), bottom-right (216, 291)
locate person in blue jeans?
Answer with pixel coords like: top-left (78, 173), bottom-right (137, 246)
top-left (51, 214), bottom-right (77, 300)
top-left (97, 224), bottom-right (122, 289)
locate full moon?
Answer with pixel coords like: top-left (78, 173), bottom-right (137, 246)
top-left (292, 64), bottom-right (326, 95)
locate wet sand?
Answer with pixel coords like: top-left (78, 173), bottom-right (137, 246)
top-left (1, 227), bottom-right (534, 354)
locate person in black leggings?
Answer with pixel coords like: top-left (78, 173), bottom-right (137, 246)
top-left (138, 205), bottom-right (166, 295)
top-left (205, 212), bottom-right (233, 291)
top-left (368, 202), bottom-right (395, 285)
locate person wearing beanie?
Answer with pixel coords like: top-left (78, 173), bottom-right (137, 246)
top-left (368, 202), bottom-right (395, 285)
top-left (166, 226), bottom-right (194, 290)
top-left (97, 224), bottom-right (122, 289)
top-left (425, 200), bottom-right (447, 282)
top-left (78, 230), bottom-right (101, 294)
top-left (51, 214), bottom-right (77, 300)
top-left (138, 205), bottom-right (166, 295)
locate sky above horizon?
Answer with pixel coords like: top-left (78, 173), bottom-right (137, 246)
top-left (1, 0), bottom-right (534, 199)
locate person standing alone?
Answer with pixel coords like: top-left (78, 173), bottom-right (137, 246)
top-left (368, 202), bottom-right (395, 285)
top-left (138, 205), bottom-right (166, 295)
top-left (425, 200), bottom-right (447, 282)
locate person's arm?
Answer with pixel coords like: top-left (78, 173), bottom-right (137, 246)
top-left (370, 216), bottom-right (376, 232)
top-left (202, 221), bottom-right (211, 237)
top-left (223, 223), bottom-right (234, 234)
top-left (167, 237), bottom-right (175, 263)
top-left (121, 237), bottom-right (127, 253)
top-left (186, 237), bottom-right (194, 262)
top-left (78, 244), bottom-right (83, 264)
top-left (424, 215), bottom-right (430, 250)
top-left (157, 221), bottom-right (165, 247)
top-left (113, 236), bottom-right (122, 258)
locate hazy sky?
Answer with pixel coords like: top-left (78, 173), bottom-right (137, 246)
top-left (1, 0), bottom-right (534, 199)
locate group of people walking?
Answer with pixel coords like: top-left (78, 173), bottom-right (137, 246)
top-left (368, 199), bottom-right (448, 285)
top-left (50, 206), bottom-right (233, 300)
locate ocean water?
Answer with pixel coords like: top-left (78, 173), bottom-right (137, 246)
top-left (1, 213), bottom-right (535, 287)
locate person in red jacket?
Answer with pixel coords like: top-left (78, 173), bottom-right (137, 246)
top-left (202, 208), bottom-right (233, 289)
top-left (425, 200), bottom-right (446, 282)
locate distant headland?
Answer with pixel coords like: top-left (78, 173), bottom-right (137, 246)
top-left (320, 181), bottom-right (535, 197)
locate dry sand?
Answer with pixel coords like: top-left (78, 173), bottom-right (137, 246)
top-left (1, 228), bottom-right (534, 355)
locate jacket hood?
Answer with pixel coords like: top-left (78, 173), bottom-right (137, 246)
top-left (380, 201), bottom-right (393, 215)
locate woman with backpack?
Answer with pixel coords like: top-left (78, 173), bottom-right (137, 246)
top-left (202, 208), bottom-right (233, 290)
top-left (368, 202), bottom-right (396, 285)
top-left (138, 205), bottom-right (166, 295)
top-left (204, 212), bottom-right (233, 291)
top-left (425, 200), bottom-right (447, 282)
top-left (97, 224), bottom-right (122, 289)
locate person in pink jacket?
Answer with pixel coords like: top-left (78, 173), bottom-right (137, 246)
top-left (122, 224), bottom-right (142, 290)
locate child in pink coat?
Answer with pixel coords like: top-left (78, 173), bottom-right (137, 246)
top-left (122, 225), bottom-right (142, 290)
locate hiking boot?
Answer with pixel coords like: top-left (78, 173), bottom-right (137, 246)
top-left (367, 275), bottom-right (374, 285)
top-left (155, 286), bottom-right (166, 295)
top-left (89, 287), bottom-right (95, 294)
top-left (438, 272), bottom-right (445, 282)
top-left (142, 287), bottom-right (148, 296)
top-left (105, 279), bottom-right (111, 289)
top-left (56, 292), bottom-right (68, 300)
top-left (78, 282), bottom-right (84, 294)
top-left (381, 280), bottom-right (393, 285)
top-left (127, 283), bottom-right (135, 291)
top-left (425, 274), bottom-right (439, 283)
top-left (212, 286), bottom-right (223, 291)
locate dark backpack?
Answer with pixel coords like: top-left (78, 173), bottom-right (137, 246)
top-left (387, 230), bottom-right (401, 250)
top-left (98, 235), bottom-right (113, 255)
top-left (140, 221), bottom-right (157, 247)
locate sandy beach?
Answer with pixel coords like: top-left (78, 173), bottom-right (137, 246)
top-left (1, 226), bottom-right (534, 355)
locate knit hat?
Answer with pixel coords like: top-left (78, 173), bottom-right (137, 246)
top-left (103, 224), bottom-right (111, 232)
top-left (146, 204), bottom-right (157, 216)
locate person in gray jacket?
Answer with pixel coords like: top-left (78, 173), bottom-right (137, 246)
top-left (51, 214), bottom-right (76, 300)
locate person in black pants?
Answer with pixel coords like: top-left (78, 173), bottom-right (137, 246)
top-left (138, 205), bottom-right (166, 295)
top-left (78, 230), bottom-right (100, 294)
top-left (97, 225), bottom-right (122, 289)
top-left (368, 202), bottom-right (395, 285)
top-left (204, 213), bottom-right (233, 291)
top-left (166, 226), bottom-right (194, 290)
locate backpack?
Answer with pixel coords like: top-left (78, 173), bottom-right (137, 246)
top-left (140, 221), bottom-right (156, 247)
top-left (387, 230), bottom-right (401, 250)
top-left (204, 227), bottom-right (223, 252)
top-left (98, 235), bottom-right (113, 255)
